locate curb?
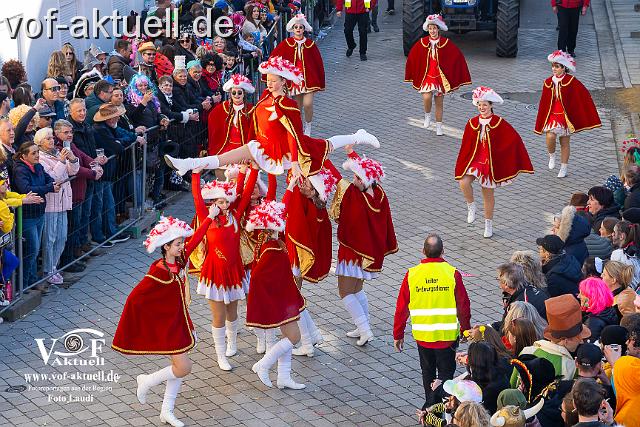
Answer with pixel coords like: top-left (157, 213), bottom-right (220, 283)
top-left (604, 0), bottom-right (634, 88)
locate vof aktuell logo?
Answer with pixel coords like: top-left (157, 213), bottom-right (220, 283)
top-left (35, 328), bottom-right (106, 367)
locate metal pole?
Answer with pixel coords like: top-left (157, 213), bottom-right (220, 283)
top-left (142, 135), bottom-right (148, 210)
top-left (131, 143), bottom-right (139, 217)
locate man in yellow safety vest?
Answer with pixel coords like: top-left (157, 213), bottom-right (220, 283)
top-left (335, 0), bottom-right (377, 61)
top-left (393, 233), bottom-right (471, 409)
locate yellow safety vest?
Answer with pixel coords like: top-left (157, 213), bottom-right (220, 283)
top-left (345, 0), bottom-right (371, 9)
top-left (408, 262), bottom-right (459, 342)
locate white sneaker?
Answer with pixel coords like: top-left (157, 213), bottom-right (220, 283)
top-left (159, 411), bottom-right (184, 427)
top-left (423, 113), bottom-right (431, 128)
top-left (548, 153), bottom-right (556, 170)
top-left (435, 122), bottom-right (444, 136)
top-left (291, 345), bottom-right (315, 357)
top-left (353, 129), bottom-right (380, 148)
top-left (356, 330), bottom-right (374, 346)
top-left (252, 361), bottom-right (273, 388)
top-left (277, 377), bottom-right (306, 390)
top-left (557, 163), bottom-right (568, 178)
top-left (346, 329), bottom-right (360, 338)
top-left (467, 202), bottom-right (476, 224)
top-left (484, 219), bottom-right (493, 238)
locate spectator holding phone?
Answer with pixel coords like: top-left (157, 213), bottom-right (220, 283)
top-left (570, 378), bottom-right (614, 427)
top-left (34, 127), bottom-right (78, 286)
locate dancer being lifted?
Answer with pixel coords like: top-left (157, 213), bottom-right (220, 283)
top-left (270, 13), bottom-right (325, 136)
top-left (327, 147), bottom-right (398, 346)
top-left (455, 87), bottom-right (534, 238)
top-left (534, 50), bottom-right (601, 178)
top-left (190, 167), bottom-right (257, 372)
top-left (164, 56), bottom-right (379, 191)
top-left (245, 199), bottom-right (307, 390)
top-left (282, 167), bottom-right (338, 356)
top-left (112, 210), bottom-right (217, 427)
top-left (405, 14), bottom-right (471, 136)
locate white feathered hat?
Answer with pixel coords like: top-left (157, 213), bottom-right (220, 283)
top-left (286, 13), bottom-right (313, 32)
top-left (307, 168), bottom-right (338, 202)
top-left (245, 200), bottom-right (286, 232)
top-left (201, 180), bottom-right (237, 202)
top-left (472, 86), bottom-right (504, 106)
top-left (222, 74), bottom-right (255, 94)
top-left (258, 56), bottom-right (304, 85)
top-left (144, 216), bottom-right (194, 253)
top-left (423, 14), bottom-right (448, 32)
top-left (547, 50), bottom-right (576, 73)
top-left (343, 156), bottom-right (385, 188)
top-left (174, 55), bottom-right (187, 71)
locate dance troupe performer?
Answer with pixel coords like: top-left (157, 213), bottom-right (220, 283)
top-left (534, 50), bottom-right (601, 178)
top-left (282, 167), bottom-right (338, 356)
top-left (405, 14), bottom-right (471, 136)
top-left (112, 209), bottom-right (217, 427)
top-left (270, 13), bottom-right (325, 136)
top-left (455, 87), bottom-right (534, 238)
top-left (328, 146), bottom-right (398, 345)
top-left (245, 199), bottom-right (308, 389)
top-left (190, 165), bottom-right (257, 372)
top-left (165, 56), bottom-right (379, 187)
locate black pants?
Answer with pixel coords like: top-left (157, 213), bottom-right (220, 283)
top-left (557, 6), bottom-right (580, 54)
top-left (344, 12), bottom-right (369, 54)
top-left (387, 0), bottom-right (395, 10)
top-left (417, 344), bottom-right (457, 409)
top-left (369, 5), bottom-right (379, 27)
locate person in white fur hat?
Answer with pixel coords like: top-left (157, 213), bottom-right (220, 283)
top-left (270, 14), bottom-right (325, 136)
top-left (111, 208), bottom-right (217, 427)
top-left (534, 50), bottom-right (601, 178)
top-left (322, 146), bottom-right (398, 346)
top-left (281, 166), bottom-right (339, 357)
top-left (164, 57), bottom-right (381, 194)
top-left (245, 199), bottom-right (308, 390)
top-left (455, 86), bottom-right (534, 238)
top-left (188, 164), bottom-right (258, 372)
top-left (405, 14), bottom-right (471, 136)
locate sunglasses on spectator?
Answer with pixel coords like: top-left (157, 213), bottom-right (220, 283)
top-left (180, 39), bottom-right (190, 44)
top-left (206, 63), bottom-right (216, 67)
top-left (46, 86), bottom-right (61, 92)
top-left (231, 90), bottom-right (243, 95)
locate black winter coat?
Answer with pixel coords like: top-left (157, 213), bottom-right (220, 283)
top-left (70, 118), bottom-right (97, 158)
top-left (172, 81), bottom-right (201, 113)
top-left (92, 123), bottom-right (125, 181)
top-left (591, 205), bottom-right (621, 234)
top-left (584, 306), bottom-right (619, 343)
top-left (505, 284), bottom-right (549, 321)
top-left (624, 182), bottom-right (640, 210)
top-left (542, 253), bottom-right (582, 297)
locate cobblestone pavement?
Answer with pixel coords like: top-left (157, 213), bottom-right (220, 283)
top-left (0, 4), bottom-right (623, 427)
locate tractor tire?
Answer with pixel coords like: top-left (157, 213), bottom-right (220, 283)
top-left (496, 0), bottom-right (519, 58)
top-left (403, 0), bottom-right (425, 56)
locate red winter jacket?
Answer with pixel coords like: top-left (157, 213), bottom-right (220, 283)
top-left (336, 0), bottom-right (377, 14)
top-left (551, 0), bottom-right (590, 8)
top-left (393, 258), bottom-right (471, 349)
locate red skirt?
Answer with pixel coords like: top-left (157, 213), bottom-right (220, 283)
top-left (464, 137), bottom-right (511, 188)
top-left (543, 97), bottom-right (569, 136)
top-left (336, 244), bottom-right (378, 280)
top-left (420, 57), bottom-right (444, 94)
top-left (246, 240), bottom-right (306, 328)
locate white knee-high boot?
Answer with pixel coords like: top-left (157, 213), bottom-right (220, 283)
top-left (265, 328), bottom-right (277, 352)
top-left (165, 154), bottom-right (220, 176)
top-left (292, 311), bottom-right (314, 357)
top-left (355, 290), bottom-right (370, 321)
top-left (328, 129), bottom-right (380, 152)
top-left (211, 326), bottom-right (232, 371)
top-left (277, 346), bottom-right (306, 389)
top-left (252, 337), bottom-right (293, 387)
top-left (302, 309), bottom-right (323, 345)
top-left (342, 294), bottom-right (373, 346)
top-left (225, 319), bottom-right (238, 357)
top-left (159, 377), bottom-right (184, 427)
top-left (136, 365), bottom-right (176, 405)
top-left (303, 121), bottom-right (312, 136)
top-left (255, 328), bottom-right (266, 354)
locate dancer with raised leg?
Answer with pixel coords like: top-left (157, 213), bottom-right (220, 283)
top-left (455, 87), bottom-right (534, 238)
top-left (326, 146), bottom-right (398, 346)
top-left (245, 200), bottom-right (307, 389)
top-left (112, 209), bottom-right (217, 427)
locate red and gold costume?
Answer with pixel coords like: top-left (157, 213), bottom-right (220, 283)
top-left (455, 115), bottom-right (534, 188)
top-left (112, 217), bottom-right (211, 355)
top-left (207, 100), bottom-right (253, 155)
top-left (283, 185), bottom-right (332, 282)
top-left (270, 37), bottom-right (325, 95)
top-left (405, 37), bottom-right (471, 95)
top-left (192, 172), bottom-right (257, 303)
top-left (248, 91), bottom-right (329, 176)
top-left (534, 74), bottom-right (601, 136)
top-left (327, 154), bottom-right (398, 280)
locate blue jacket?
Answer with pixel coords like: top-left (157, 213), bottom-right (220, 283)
top-left (563, 214), bottom-right (591, 265)
top-left (12, 161), bottom-right (54, 219)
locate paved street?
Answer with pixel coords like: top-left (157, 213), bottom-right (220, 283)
top-left (0, 3), bottom-right (630, 426)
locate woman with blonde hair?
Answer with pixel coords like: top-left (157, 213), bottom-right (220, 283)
top-left (47, 51), bottom-right (72, 83)
top-left (453, 401), bottom-right (490, 427)
top-left (602, 260), bottom-right (637, 317)
top-left (503, 301), bottom-right (548, 339)
top-left (61, 43), bottom-right (82, 84)
top-left (511, 250), bottom-right (547, 289)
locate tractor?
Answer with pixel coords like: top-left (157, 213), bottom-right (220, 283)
top-left (402, 0), bottom-right (520, 58)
